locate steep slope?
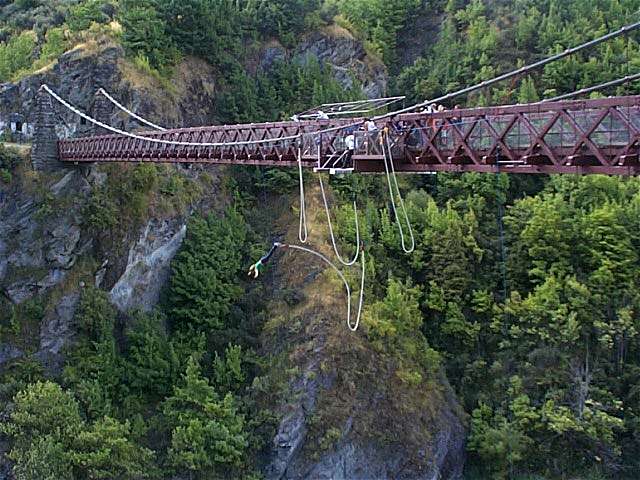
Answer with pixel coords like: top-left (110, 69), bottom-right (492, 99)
top-left (252, 185), bottom-right (466, 479)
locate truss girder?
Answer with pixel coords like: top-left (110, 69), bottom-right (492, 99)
top-left (58, 96), bottom-right (640, 175)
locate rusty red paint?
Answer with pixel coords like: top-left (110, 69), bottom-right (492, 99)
top-left (58, 96), bottom-right (640, 175)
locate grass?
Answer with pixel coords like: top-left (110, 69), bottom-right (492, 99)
top-left (251, 182), bottom-right (454, 468)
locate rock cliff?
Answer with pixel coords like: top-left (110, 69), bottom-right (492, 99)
top-left (256, 188), bottom-right (466, 480)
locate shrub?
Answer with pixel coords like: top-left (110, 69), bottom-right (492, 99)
top-left (0, 30), bottom-right (36, 82)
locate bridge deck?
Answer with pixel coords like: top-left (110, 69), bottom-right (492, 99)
top-left (57, 95), bottom-right (640, 175)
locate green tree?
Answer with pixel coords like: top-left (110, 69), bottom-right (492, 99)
top-left (123, 311), bottom-right (180, 405)
top-left (163, 355), bottom-right (248, 476)
top-left (69, 417), bottom-right (156, 479)
top-left (168, 209), bottom-right (247, 334)
top-left (67, 0), bottom-right (108, 32)
top-left (0, 31), bottom-right (36, 82)
top-left (119, 0), bottom-right (178, 69)
top-left (1, 382), bottom-right (82, 480)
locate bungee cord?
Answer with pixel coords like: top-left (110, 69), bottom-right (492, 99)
top-left (382, 131), bottom-right (415, 254)
top-left (318, 174), bottom-right (361, 266)
top-left (279, 243), bottom-right (365, 331)
top-left (97, 88), bottom-right (167, 131)
top-left (297, 147), bottom-right (308, 243)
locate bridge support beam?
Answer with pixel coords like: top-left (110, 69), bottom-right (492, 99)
top-left (32, 88), bottom-right (63, 172)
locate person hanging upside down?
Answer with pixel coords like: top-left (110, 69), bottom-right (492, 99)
top-left (248, 242), bottom-right (284, 278)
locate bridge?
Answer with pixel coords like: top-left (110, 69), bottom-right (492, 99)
top-left (28, 20), bottom-right (640, 176)
top-left (49, 95), bottom-right (640, 176)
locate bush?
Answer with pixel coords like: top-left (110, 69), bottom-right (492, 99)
top-left (33, 26), bottom-right (68, 68)
top-left (0, 30), bottom-right (36, 82)
top-left (67, 0), bottom-right (108, 32)
top-left (82, 188), bottom-right (118, 232)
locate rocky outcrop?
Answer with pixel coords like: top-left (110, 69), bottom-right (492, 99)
top-left (260, 189), bottom-right (466, 480)
top-left (36, 292), bottom-right (80, 374)
top-left (0, 344), bottom-right (23, 367)
top-left (110, 219), bottom-right (186, 312)
top-left (255, 26), bottom-right (387, 99)
top-left (0, 170), bottom-right (91, 305)
top-left (266, 349), bottom-right (465, 480)
top-left (0, 166), bottom-right (94, 373)
top-left (295, 26), bottom-right (387, 98)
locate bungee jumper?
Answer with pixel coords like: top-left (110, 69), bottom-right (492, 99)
top-left (248, 242), bottom-right (286, 278)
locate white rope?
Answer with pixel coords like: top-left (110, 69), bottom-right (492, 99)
top-left (97, 88), bottom-right (167, 131)
top-left (297, 147), bottom-right (308, 243)
top-left (382, 131), bottom-right (415, 254)
top-left (318, 174), bottom-right (360, 266)
top-left (42, 85), bottom-right (304, 147)
top-left (279, 243), bottom-right (365, 331)
top-left (353, 249), bottom-right (365, 332)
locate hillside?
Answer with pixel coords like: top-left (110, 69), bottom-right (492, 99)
top-left (2, 1), bottom-right (640, 480)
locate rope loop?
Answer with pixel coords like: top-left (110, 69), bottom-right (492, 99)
top-left (318, 174), bottom-right (360, 266)
top-left (382, 130), bottom-right (415, 254)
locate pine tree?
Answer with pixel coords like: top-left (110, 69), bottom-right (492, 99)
top-left (163, 355), bottom-right (248, 476)
top-left (168, 208), bottom-right (247, 334)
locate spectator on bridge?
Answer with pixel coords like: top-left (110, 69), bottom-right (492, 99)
top-left (344, 128), bottom-right (356, 167)
top-left (316, 110), bottom-right (330, 120)
top-left (365, 117), bottom-right (377, 132)
top-left (427, 103), bottom-right (439, 133)
top-left (451, 105), bottom-right (462, 128)
top-left (364, 117), bottom-right (379, 151)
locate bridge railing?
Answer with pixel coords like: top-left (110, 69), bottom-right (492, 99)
top-left (383, 96), bottom-right (640, 169)
top-left (57, 95), bottom-right (640, 174)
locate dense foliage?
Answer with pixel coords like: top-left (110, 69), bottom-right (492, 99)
top-left (396, 0), bottom-right (640, 105)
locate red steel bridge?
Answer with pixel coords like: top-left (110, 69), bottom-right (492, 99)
top-left (55, 95), bottom-right (640, 176)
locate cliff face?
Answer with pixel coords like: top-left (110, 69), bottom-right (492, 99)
top-left (255, 187), bottom-right (466, 480)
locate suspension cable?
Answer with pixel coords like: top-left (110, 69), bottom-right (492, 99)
top-left (372, 20), bottom-right (640, 121)
top-left (318, 174), bottom-right (361, 266)
top-left (42, 84), bottom-right (304, 147)
top-left (541, 72), bottom-right (640, 102)
top-left (97, 88), bottom-right (167, 131)
top-left (382, 131), bottom-right (415, 254)
top-left (297, 147), bottom-right (308, 243)
top-left (279, 243), bottom-right (365, 331)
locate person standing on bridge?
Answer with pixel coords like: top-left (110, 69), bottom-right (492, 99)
top-left (344, 128), bottom-right (356, 167)
top-left (365, 117), bottom-right (378, 152)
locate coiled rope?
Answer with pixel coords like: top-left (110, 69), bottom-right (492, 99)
top-left (97, 88), bottom-right (167, 131)
top-left (382, 131), bottom-right (415, 253)
top-left (279, 243), bottom-right (365, 331)
top-left (297, 147), bottom-right (308, 243)
top-left (318, 174), bottom-right (361, 266)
